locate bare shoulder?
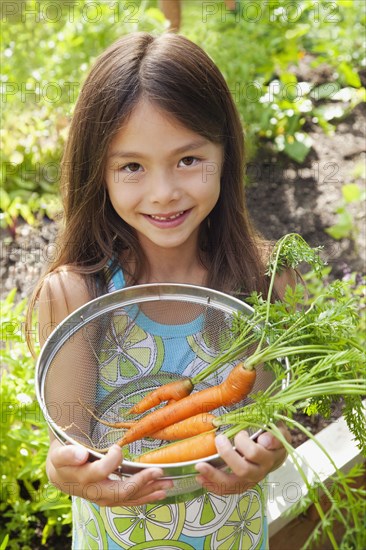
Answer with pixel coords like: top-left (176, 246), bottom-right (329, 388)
top-left (38, 268), bottom-right (92, 346)
top-left (274, 268), bottom-right (299, 300)
top-left (258, 239), bottom-right (301, 300)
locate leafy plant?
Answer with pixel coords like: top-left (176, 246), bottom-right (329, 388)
top-left (326, 183), bottom-right (366, 248)
top-left (209, 234), bottom-right (366, 550)
top-left (1, 235), bottom-right (365, 548)
top-left (1, 0), bottom-right (166, 227)
top-left (0, 289), bottom-right (72, 549)
top-left (184, 0), bottom-right (366, 162)
top-left (1, 0), bottom-right (365, 225)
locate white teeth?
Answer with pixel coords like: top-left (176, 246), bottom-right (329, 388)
top-left (150, 211), bottom-right (184, 221)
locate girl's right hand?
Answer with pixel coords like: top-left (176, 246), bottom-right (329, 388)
top-left (46, 439), bottom-right (173, 507)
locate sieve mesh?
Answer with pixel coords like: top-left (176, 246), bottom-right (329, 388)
top-left (38, 285), bottom-right (279, 461)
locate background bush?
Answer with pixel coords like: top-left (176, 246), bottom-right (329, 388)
top-left (1, 0), bottom-right (365, 226)
top-left (1, 290), bottom-right (71, 549)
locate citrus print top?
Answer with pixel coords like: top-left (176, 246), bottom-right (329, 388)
top-left (72, 269), bottom-right (269, 550)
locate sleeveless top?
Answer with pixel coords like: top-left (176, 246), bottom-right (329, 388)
top-left (72, 269), bottom-right (269, 549)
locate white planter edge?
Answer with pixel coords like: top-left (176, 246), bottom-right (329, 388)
top-left (267, 407), bottom-right (364, 537)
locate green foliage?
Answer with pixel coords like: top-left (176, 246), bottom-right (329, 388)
top-left (303, 268), bottom-right (366, 347)
top-left (286, 463), bottom-right (366, 550)
top-left (0, 236), bottom-right (365, 548)
top-left (1, 0), bottom-right (166, 227)
top-left (266, 232), bottom-right (325, 277)
top-left (0, 290), bottom-right (72, 548)
top-left (326, 183), bottom-right (366, 245)
top-left (184, 0), bottom-right (366, 161)
top-left (219, 235), bottom-right (365, 549)
top-left (1, 0), bottom-right (365, 225)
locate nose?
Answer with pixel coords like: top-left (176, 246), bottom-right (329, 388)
top-left (149, 170), bottom-right (182, 204)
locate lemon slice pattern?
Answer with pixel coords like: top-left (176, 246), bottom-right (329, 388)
top-left (186, 332), bottom-right (217, 367)
top-left (99, 313), bottom-right (164, 391)
top-left (205, 488), bottom-right (265, 550)
top-left (185, 333), bottom-right (237, 381)
top-left (100, 502), bottom-right (186, 548)
top-left (182, 492), bottom-right (237, 538)
top-left (130, 541), bottom-right (195, 550)
top-left (72, 497), bottom-right (107, 549)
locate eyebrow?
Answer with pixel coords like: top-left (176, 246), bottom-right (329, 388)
top-left (108, 138), bottom-right (210, 159)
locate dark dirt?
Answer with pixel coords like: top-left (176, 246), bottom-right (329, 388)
top-left (246, 101), bottom-right (366, 279)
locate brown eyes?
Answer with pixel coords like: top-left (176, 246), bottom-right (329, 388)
top-left (118, 157), bottom-right (200, 172)
top-left (179, 156), bottom-right (199, 166)
top-left (122, 162), bottom-right (141, 173)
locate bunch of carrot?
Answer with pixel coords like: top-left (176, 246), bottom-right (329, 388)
top-left (125, 362), bottom-right (256, 463)
top-left (79, 357), bottom-right (258, 461)
top-left (84, 234), bottom-right (365, 466)
top-left (89, 361), bottom-right (257, 463)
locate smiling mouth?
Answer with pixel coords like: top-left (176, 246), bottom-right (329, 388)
top-left (149, 211), bottom-right (185, 221)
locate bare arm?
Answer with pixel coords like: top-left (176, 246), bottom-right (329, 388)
top-left (39, 269), bottom-right (172, 506)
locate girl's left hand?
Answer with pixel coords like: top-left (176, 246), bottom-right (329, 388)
top-left (195, 425), bottom-right (290, 496)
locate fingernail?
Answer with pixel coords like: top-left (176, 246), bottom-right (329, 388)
top-left (259, 433), bottom-right (273, 449)
top-left (74, 446), bottom-right (88, 462)
top-left (215, 434), bottom-right (228, 449)
top-left (161, 481), bottom-right (173, 489)
top-left (150, 469), bottom-right (163, 479)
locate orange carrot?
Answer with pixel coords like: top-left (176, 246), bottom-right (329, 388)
top-left (150, 413), bottom-right (216, 440)
top-left (136, 431), bottom-right (218, 463)
top-left (86, 409), bottom-right (215, 440)
top-left (118, 363), bottom-right (255, 447)
top-left (79, 398), bottom-right (214, 441)
top-left (127, 378), bottom-right (193, 415)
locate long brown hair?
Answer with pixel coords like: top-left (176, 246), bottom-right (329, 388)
top-left (27, 32), bottom-right (272, 350)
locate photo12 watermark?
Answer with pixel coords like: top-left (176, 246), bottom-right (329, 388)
top-left (1, 81), bottom-right (80, 105)
top-left (1, 1), bottom-right (141, 24)
top-left (202, 1), bottom-right (342, 24)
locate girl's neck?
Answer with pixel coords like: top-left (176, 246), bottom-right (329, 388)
top-left (145, 262), bottom-right (207, 286)
top-left (123, 244), bottom-right (208, 286)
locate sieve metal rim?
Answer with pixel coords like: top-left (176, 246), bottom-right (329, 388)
top-left (35, 283), bottom-right (290, 473)
top-left (36, 283), bottom-right (255, 405)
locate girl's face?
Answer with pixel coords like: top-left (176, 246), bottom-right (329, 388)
top-left (104, 100), bottom-right (223, 257)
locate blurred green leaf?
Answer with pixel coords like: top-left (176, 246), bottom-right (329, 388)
top-left (342, 183), bottom-right (363, 204)
top-left (284, 138), bottom-right (311, 163)
top-left (338, 62), bottom-right (362, 88)
top-left (325, 208), bottom-right (354, 240)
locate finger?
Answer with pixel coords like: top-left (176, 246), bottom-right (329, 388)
top-left (215, 434), bottom-right (265, 478)
top-left (195, 462), bottom-right (228, 486)
top-left (117, 471), bottom-right (172, 502)
top-left (257, 431), bottom-right (283, 451)
top-left (195, 464), bottom-right (248, 495)
top-left (51, 443), bottom-right (90, 469)
top-left (98, 470), bottom-right (173, 506)
top-left (86, 446), bottom-right (168, 486)
top-left (234, 432), bottom-right (269, 464)
top-left (119, 481), bottom-right (173, 504)
top-left (85, 445), bottom-right (124, 482)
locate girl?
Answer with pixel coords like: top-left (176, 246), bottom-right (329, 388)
top-left (29, 32), bottom-right (292, 549)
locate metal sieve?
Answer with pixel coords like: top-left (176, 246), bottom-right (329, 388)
top-left (35, 283), bottom-right (289, 503)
